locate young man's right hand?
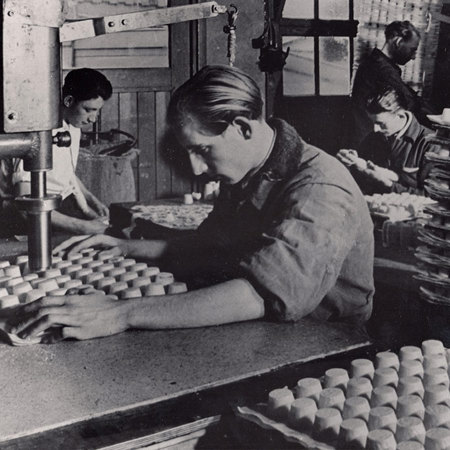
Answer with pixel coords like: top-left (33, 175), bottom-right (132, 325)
top-left (77, 219), bottom-right (109, 235)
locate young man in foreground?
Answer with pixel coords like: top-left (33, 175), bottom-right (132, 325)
top-left (9, 65), bottom-right (375, 342)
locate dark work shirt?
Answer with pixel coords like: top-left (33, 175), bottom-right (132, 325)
top-left (351, 49), bottom-right (431, 145)
top-left (356, 113), bottom-right (434, 195)
top-left (164, 119), bottom-right (374, 324)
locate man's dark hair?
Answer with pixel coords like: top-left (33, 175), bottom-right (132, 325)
top-left (385, 21), bottom-right (420, 42)
top-left (62, 68), bottom-right (112, 101)
top-left (167, 65), bottom-right (264, 136)
top-left (366, 85), bottom-right (408, 115)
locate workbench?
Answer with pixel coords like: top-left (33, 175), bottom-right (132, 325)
top-left (0, 318), bottom-right (370, 449)
top-left (0, 221), bottom-right (432, 450)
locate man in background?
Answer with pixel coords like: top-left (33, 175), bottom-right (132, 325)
top-left (338, 85), bottom-right (434, 194)
top-left (351, 20), bottom-right (435, 145)
top-left (13, 68), bottom-right (112, 235)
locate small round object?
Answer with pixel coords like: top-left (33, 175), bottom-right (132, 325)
top-left (0, 261), bottom-right (10, 269)
top-left (395, 416), bottom-right (426, 444)
top-left (398, 376), bottom-right (425, 398)
top-left (141, 266), bottom-right (160, 279)
top-left (167, 282), bottom-right (188, 294)
top-left (155, 272), bottom-right (175, 286)
top-left (35, 278), bottom-right (59, 293)
top-left (75, 268), bottom-right (93, 284)
top-left (371, 385), bottom-right (398, 409)
top-left (64, 263), bottom-right (83, 276)
top-left (423, 368), bottom-right (449, 389)
top-left (368, 406), bottom-right (397, 433)
top-left (367, 429), bottom-right (396, 450)
top-left (0, 294), bottom-right (20, 308)
top-left (11, 281), bottom-right (32, 302)
top-left (183, 193), bottom-right (194, 205)
top-left (120, 287), bottom-right (142, 299)
top-left (119, 258), bottom-right (137, 270)
top-left (24, 289), bottom-right (46, 304)
top-left (55, 274), bottom-right (71, 287)
top-left (63, 279), bottom-right (83, 290)
top-left (119, 272), bottom-right (138, 285)
top-left (67, 252), bottom-right (83, 263)
top-left (324, 368), bottom-right (349, 390)
top-left (339, 418), bottom-right (368, 449)
top-left (400, 346), bottom-right (423, 362)
top-left (294, 377), bottom-right (322, 402)
top-left (376, 351), bottom-right (400, 371)
top-left (423, 355), bottom-right (448, 372)
top-left (23, 273), bottom-right (38, 283)
top-left (96, 277), bottom-right (115, 291)
top-left (424, 404), bottom-right (450, 430)
top-left (144, 283), bottom-right (165, 296)
top-left (422, 340), bottom-right (445, 357)
top-left (86, 272), bottom-right (104, 286)
top-left (108, 281), bottom-right (128, 295)
top-left (55, 260), bottom-right (72, 271)
top-left (396, 441), bottom-right (424, 450)
top-left (425, 427), bottom-right (450, 450)
top-left (424, 384), bottom-right (450, 407)
top-left (342, 396), bottom-right (371, 421)
top-left (351, 358), bottom-right (375, 379)
top-left (96, 263), bottom-right (115, 274)
top-left (48, 288), bottom-right (67, 296)
top-left (129, 263), bottom-right (148, 276)
top-left (318, 387), bottom-right (345, 412)
top-left (313, 407), bottom-right (342, 442)
top-left (373, 367), bottom-right (399, 388)
top-left (346, 376), bottom-right (372, 400)
top-left (87, 260), bottom-right (103, 271)
top-left (267, 387), bottom-right (294, 419)
top-left (131, 277), bottom-right (152, 293)
top-left (397, 395), bottom-right (425, 420)
top-left (4, 265), bottom-right (21, 278)
top-left (400, 360), bottom-right (425, 379)
top-left (78, 256), bottom-right (94, 267)
top-left (106, 267), bottom-right (127, 279)
top-left (288, 397), bottom-right (317, 431)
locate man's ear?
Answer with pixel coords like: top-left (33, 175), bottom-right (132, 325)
top-left (392, 36), bottom-right (403, 48)
top-left (63, 95), bottom-right (74, 108)
top-left (231, 116), bottom-right (253, 140)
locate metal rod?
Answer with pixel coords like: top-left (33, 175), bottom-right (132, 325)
top-left (30, 171), bottom-right (46, 200)
top-left (0, 133), bottom-right (37, 159)
top-left (27, 211), bottom-right (51, 272)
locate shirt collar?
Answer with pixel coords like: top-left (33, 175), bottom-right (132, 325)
top-left (394, 112), bottom-right (422, 143)
top-left (231, 118), bottom-right (308, 210)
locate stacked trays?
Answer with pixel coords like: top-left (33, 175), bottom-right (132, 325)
top-left (0, 248), bottom-right (187, 346)
top-left (416, 141), bottom-right (450, 338)
top-left (235, 341), bottom-right (450, 449)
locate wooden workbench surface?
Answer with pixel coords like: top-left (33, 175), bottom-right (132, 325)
top-left (0, 318), bottom-right (370, 448)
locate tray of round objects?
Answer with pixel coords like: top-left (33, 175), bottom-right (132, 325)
top-left (418, 227), bottom-right (450, 249)
top-left (419, 286), bottom-right (450, 307)
top-left (425, 150), bottom-right (450, 165)
top-left (0, 249), bottom-right (187, 345)
top-left (235, 340), bottom-right (450, 450)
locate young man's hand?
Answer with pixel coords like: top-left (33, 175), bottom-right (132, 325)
top-left (336, 149), bottom-right (367, 171)
top-left (362, 161), bottom-right (399, 187)
top-left (77, 219), bottom-right (109, 235)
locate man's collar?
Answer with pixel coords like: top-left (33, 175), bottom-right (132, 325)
top-left (232, 118), bottom-right (307, 210)
top-left (394, 112), bottom-right (422, 143)
top-left (371, 48), bottom-right (401, 73)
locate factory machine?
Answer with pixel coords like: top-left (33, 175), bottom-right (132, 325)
top-left (0, 0), bottom-right (226, 273)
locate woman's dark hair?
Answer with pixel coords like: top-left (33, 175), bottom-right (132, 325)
top-left (167, 65), bottom-right (264, 135)
top-left (62, 68), bottom-right (112, 101)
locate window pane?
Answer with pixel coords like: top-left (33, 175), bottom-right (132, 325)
top-left (319, 37), bottom-right (350, 95)
top-left (283, 0), bottom-right (314, 19)
top-left (62, 0), bottom-right (169, 69)
top-left (283, 37), bottom-right (315, 96)
top-left (319, 0), bottom-right (349, 20)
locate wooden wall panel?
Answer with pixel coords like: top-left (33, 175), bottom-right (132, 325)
top-left (155, 91), bottom-right (172, 198)
top-left (137, 91), bottom-right (157, 202)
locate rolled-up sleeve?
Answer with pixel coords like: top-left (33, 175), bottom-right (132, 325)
top-left (239, 181), bottom-right (362, 322)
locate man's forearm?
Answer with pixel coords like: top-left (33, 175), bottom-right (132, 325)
top-left (120, 239), bottom-right (169, 261)
top-left (126, 278), bottom-right (265, 329)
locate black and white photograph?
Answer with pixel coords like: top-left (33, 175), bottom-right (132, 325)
top-left (0, 0), bottom-right (449, 448)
